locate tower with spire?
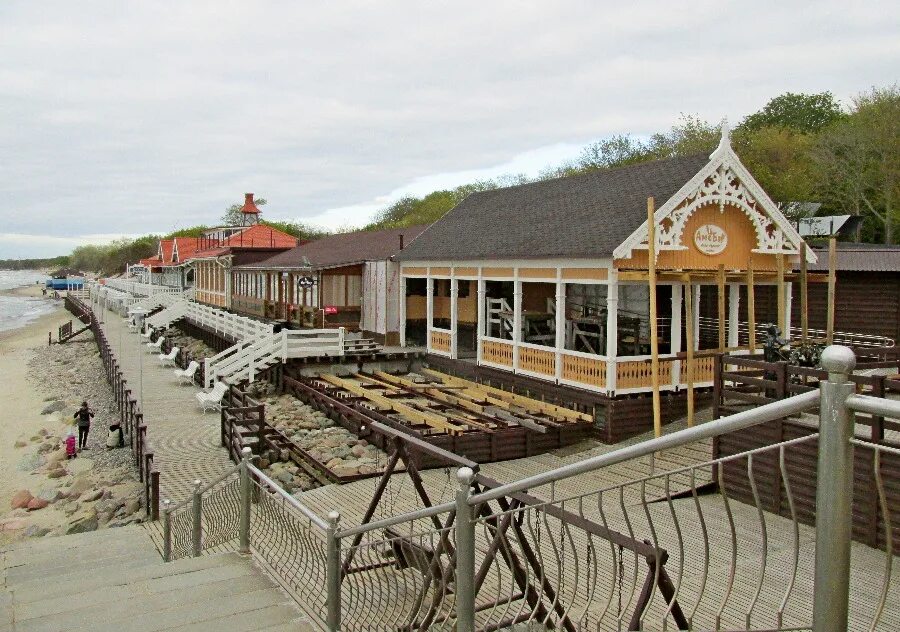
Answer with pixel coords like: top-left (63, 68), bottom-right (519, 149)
top-left (239, 193), bottom-right (261, 226)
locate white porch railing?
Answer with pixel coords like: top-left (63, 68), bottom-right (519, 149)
top-left (104, 278), bottom-right (183, 297)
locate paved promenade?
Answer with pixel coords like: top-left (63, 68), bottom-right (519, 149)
top-left (101, 313), bottom-right (234, 506)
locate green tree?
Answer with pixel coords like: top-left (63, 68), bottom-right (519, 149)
top-left (733, 126), bottom-right (817, 218)
top-left (739, 92), bottom-right (844, 134)
top-left (221, 197), bottom-right (267, 225)
top-left (165, 225), bottom-right (210, 238)
top-left (812, 85), bottom-right (900, 243)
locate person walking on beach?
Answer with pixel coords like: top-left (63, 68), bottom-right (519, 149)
top-left (73, 401), bottom-right (94, 451)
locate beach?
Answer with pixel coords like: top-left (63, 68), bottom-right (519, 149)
top-left (0, 282), bottom-right (143, 544)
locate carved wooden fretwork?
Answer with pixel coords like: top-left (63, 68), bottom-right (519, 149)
top-left (648, 164), bottom-right (784, 254)
top-left (614, 128), bottom-right (810, 262)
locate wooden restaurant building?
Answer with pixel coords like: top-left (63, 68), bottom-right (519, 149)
top-left (396, 132), bottom-right (815, 430)
top-left (188, 195), bottom-right (299, 308)
top-left (230, 224), bottom-right (428, 343)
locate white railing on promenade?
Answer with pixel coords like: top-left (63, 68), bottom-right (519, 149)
top-left (104, 278), bottom-right (183, 297)
top-left (157, 345), bottom-right (900, 631)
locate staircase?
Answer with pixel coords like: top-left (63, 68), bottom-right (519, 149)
top-left (205, 329), bottom-right (345, 387)
top-left (1, 526), bottom-right (313, 631)
top-left (144, 299), bottom-right (189, 330)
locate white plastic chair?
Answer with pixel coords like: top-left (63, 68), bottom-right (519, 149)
top-left (158, 346), bottom-right (180, 366)
top-left (145, 337), bottom-right (164, 352)
top-left (195, 382), bottom-right (228, 413)
top-left (174, 361), bottom-right (200, 385)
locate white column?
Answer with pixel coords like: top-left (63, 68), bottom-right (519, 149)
top-left (426, 274), bottom-right (433, 352)
top-left (784, 281), bottom-right (793, 342)
top-left (728, 283), bottom-right (740, 348)
top-left (476, 272), bottom-right (485, 363)
top-left (606, 275), bottom-right (619, 394)
top-left (693, 284), bottom-right (702, 351)
top-left (399, 274), bottom-right (407, 347)
top-left (512, 273), bottom-right (522, 371)
top-left (224, 263), bottom-right (232, 309)
top-left (450, 274), bottom-right (458, 359)
top-left (671, 284), bottom-right (683, 386)
top-left (555, 272), bottom-right (565, 381)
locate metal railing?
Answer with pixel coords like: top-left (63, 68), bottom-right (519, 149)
top-left (698, 315), bottom-right (896, 349)
top-left (161, 345), bottom-right (898, 631)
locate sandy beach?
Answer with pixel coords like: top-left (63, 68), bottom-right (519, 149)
top-left (0, 286), bottom-right (143, 545)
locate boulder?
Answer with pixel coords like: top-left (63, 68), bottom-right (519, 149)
top-left (47, 467), bottom-right (67, 479)
top-left (67, 515), bottom-right (99, 534)
top-left (13, 440), bottom-right (27, 448)
top-left (41, 401), bottom-right (66, 414)
top-left (23, 525), bottom-right (51, 538)
top-left (10, 489), bottom-right (33, 510)
top-left (27, 497), bottom-right (49, 510)
top-left (80, 489), bottom-right (104, 502)
top-left (124, 497), bottom-right (141, 514)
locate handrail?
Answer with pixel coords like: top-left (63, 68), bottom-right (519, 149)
top-left (165, 462), bottom-right (242, 513)
top-left (846, 393), bottom-right (900, 419)
top-left (248, 463), bottom-right (329, 530)
top-left (469, 388), bottom-right (821, 505)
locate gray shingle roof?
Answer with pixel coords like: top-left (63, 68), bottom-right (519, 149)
top-left (237, 224), bottom-right (429, 270)
top-left (805, 242), bottom-right (900, 272)
top-left (397, 154), bottom-right (710, 261)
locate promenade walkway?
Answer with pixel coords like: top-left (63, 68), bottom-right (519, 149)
top-left (101, 314), bottom-right (233, 508)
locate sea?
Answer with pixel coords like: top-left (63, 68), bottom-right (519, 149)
top-left (0, 270), bottom-right (55, 333)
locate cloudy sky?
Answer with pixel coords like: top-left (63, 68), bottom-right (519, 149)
top-left (1, 1), bottom-right (898, 258)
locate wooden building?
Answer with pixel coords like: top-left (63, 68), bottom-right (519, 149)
top-left (231, 225), bottom-right (427, 344)
top-left (138, 237), bottom-right (202, 288)
top-left (396, 130), bottom-right (815, 404)
top-left (189, 195), bottom-right (298, 308)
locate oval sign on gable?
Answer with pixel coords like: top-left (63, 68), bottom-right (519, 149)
top-left (694, 224), bottom-right (728, 255)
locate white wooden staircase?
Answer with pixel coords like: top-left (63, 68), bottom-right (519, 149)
top-left (204, 328), bottom-right (345, 387)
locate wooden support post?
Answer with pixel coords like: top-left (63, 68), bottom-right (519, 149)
top-left (717, 264), bottom-right (726, 351)
top-left (684, 276), bottom-right (695, 427)
top-left (747, 258), bottom-right (756, 352)
top-left (647, 198), bottom-right (661, 437)
top-left (776, 253), bottom-right (785, 337)
top-left (827, 237), bottom-right (836, 345)
top-left (800, 242), bottom-right (808, 342)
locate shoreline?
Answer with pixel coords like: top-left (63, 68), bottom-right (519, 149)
top-left (0, 291), bottom-right (143, 544)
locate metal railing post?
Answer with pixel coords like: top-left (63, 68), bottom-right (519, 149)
top-left (813, 345), bottom-right (856, 632)
top-left (191, 479), bottom-right (203, 558)
top-left (162, 499), bottom-right (172, 562)
top-left (239, 447), bottom-right (252, 554)
top-left (326, 510), bottom-right (342, 632)
top-left (455, 466), bottom-right (476, 632)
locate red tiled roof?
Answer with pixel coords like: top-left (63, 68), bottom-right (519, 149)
top-left (171, 237), bottom-right (203, 263)
top-left (189, 225), bottom-right (298, 260)
top-left (221, 224), bottom-right (298, 249)
top-left (160, 239), bottom-right (174, 263)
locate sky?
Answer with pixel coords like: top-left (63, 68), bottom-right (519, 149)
top-left (1, 1), bottom-right (898, 259)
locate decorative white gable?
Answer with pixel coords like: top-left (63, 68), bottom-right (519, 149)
top-left (613, 126), bottom-right (816, 263)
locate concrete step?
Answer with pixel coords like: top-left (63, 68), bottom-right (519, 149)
top-left (2, 525), bottom-right (317, 632)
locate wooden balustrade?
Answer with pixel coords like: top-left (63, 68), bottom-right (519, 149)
top-left (518, 345), bottom-right (556, 377)
top-left (481, 339), bottom-right (514, 367)
top-left (429, 329), bottom-right (452, 355)
top-left (561, 352), bottom-right (606, 389)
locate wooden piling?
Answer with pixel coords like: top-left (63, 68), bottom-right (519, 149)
top-left (647, 198), bottom-right (661, 437)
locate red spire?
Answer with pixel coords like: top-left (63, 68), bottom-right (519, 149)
top-left (240, 193), bottom-right (260, 216)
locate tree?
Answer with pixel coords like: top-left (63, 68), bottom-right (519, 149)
top-left (165, 225), bottom-right (210, 238)
top-left (812, 86), bottom-right (900, 243)
top-left (733, 126), bottom-right (817, 218)
top-left (221, 197), bottom-right (267, 225)
top-left (739, 92), bottom-right (844, 134)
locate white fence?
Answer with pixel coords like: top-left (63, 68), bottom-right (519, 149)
top-left (104, 279), bottom-right (183, 297)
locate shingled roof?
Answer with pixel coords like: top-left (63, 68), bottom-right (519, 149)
top-left (240, 224), bottom-right (430, 270)
top-left (396, 153), bottom-right (711, 261)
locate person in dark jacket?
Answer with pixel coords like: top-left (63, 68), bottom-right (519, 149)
top-left (73, 401), bottom-right (94, 450)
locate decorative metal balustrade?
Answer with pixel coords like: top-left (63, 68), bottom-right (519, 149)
top-left (161, 346), bottom-right (899, 632)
